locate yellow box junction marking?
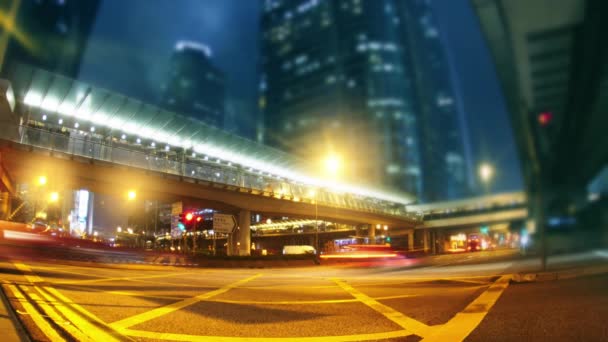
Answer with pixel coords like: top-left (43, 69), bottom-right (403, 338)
top-left (18, 285), bottom-right (93, 342)
top-left (4, 284), bottom-right (66, 342)
top-left (12, 262), bottom-right (128, 341)
top-left (110, 273), bottom-right (263, 330)
top-left (332, 278), bottom-right (433, 337)
top-left (421, 275), bottom-right (511, 342)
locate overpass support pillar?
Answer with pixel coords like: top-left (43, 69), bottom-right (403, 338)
top-left (423, 230), bottom-right (430, 253)
top-left (368, 224), bottom-right (376, 244)
top-left (407, 229), bottom-right (414, 251)
top-left (237, 210), bottom-right (251, 256)
top-left (0, 192), bottom-right (9, 220)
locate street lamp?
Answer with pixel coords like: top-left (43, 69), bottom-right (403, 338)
top-left (478, 163), bottom-right (494, 194)
top-left (323, 154), bottom-right (342, 179)
top-left (37, 176), bottom-right (47, 186)
top-left (48, 192), bottom-right (59, 203)
top-left (127, 190), bottom-right (137, 200)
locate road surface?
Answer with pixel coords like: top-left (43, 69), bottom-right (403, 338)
top-left (0, 249), bottom-right (607, 341)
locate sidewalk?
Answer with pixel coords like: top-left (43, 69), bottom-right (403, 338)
top-left (0, 286), bottom-right (29, 342)
top-left (512, 261), bottom-right (608, 283)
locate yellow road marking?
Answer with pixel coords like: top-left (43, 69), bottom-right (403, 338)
top-left (56, 271), bottom-right (197, 285)
top-left (110, 273), bottom-right (263, 330)
top-left (19, 286), bottom-right (94, 342)
top-left (4, 284), bottom-right (66, 342)
top-left (28, 265), bottom-right (130, 280)
top-left (204, 293), bottom-right (421, 305)
top-left (35, 286), bottom-right (123, 342)
top-left (107, 290), bottom-right (184, 301)
top-left (14, 263), bottom-right (44, 283)
top-left (332, 278), bottom-right (433, 337)
top-left (421, 275), bottom-right (511, 342)
top-left (13, 262), bottom-right (130, 341)
top-left (120, 327), bottom-right (415, 341)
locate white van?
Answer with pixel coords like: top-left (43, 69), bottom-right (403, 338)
top-left (282, 245), bottom-right (317, 255)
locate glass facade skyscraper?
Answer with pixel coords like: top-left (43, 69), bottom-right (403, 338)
top-left (259, 0), bottom-right (469, 201)
top-left (160, 41), bottom-right (225, 128)
top-left (0, 0), bottom-right (100, 79)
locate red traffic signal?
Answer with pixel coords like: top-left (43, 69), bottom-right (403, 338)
top-left (538, 111), bottom-right (553, 126)
top-left (185, 212), bottom-right (194, 221)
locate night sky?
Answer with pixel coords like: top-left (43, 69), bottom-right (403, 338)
top-left (79, 0), bottom-right (522, 195)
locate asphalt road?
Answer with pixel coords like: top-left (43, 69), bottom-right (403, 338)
top-left (0, 249), bottom-right (607, 341)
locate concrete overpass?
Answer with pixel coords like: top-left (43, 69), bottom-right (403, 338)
top-left (408, 191), bottom-right (527, 229)
top-left (0, 64), bottom-right (421, 255)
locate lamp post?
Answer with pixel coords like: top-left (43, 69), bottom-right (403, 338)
top-left (308, 189), bottom-right (319, 253)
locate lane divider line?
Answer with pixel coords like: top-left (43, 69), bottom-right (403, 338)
top-left (331, 278), bottom-right (433, 338)
top-left (12, 261), bottom-right (130, 341)
top-left (203, 293), bottom-right (421, 305)
top-left (18, 285), bottom-right (94, 342)
top-left (56, 271), bottom-right (198, 285)
top-left (109, 273), bottom-right (263, 330)
top-left (120, 327), bottom-right (416, 342)
top-left (35, 285), bottom-right (123, 342)
top-left (4, 284), bottom-right (66, 342)
top-left (420, 274), bottom-right (512, 342)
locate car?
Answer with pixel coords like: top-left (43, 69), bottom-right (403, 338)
top-left (282, 245), bottom-right (316, 255)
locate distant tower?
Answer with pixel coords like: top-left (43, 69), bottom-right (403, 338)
top-left (259, 0), bottom-right (470, 201)
top-left (0, 0), bottom-right (100, 78)
top-left (160, 41), bottom-right (225, 127)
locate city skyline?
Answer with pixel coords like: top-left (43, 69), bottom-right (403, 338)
top-left (75, 0), bottom-right (521, 199)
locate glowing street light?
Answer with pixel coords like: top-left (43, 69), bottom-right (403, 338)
top-left (48, 192), bottom-right (59, 203)
top-left (323, 154), bottom-right (342, 178)
top-left (127, 190), bottom-right (137, 200)
top-left (307, 189), bottom-right (317, 199)
top-left (479, 163), bottom-right (494, 183)
top-left (117, 227), bottom-right (122, 233)
top-left (37, 176), bottom-right (47, 186)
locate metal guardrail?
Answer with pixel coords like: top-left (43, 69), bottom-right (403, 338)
top-left (7, 124), bottom-right (421, 221)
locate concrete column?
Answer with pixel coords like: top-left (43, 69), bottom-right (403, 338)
top-left (423, 229), bottom-right (430, 253)
top-left (368, 224), bottom-right (376, 244)
top-left (237, 210), bottom-right (251, 256)
top-left (407, 229), bottom-right (414, 251)
top-left (0, 192), bottom-right (9, 220)
top-left (227, 231), bottom-right (235, 256)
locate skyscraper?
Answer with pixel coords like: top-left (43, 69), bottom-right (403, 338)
top-left (259, 0), bottom-right (469, 201)
top-left (0, 0), bottom-right (100, 78)
top-left (160, 41), bottom-right (225, 128)
top-left (397, 0), bottom-right (469, 200)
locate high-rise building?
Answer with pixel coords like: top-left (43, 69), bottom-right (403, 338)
top-left (259, 0), bottom-right (469, 201)
top-left (0, 0), bottom-right (100, 78)
top-left (397, 0), bottom-right (469, 200)
top-left (160, 41), bottom-right (225, 128)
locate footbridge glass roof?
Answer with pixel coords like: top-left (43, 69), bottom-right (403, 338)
top-left (8, 64), bottom-right (416, 205)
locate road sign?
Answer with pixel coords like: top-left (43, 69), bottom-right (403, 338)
top-left (213, 213), bottom-right (237, 234)
top-left (171, 202), bottom-right (183, 215)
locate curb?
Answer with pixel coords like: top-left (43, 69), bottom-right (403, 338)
top-left (512, 264), bottom-right (608, 283)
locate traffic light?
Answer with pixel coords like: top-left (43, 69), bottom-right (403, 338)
top-left (185, 212), bottom-right (194, 221)
top-left (538, 111), bottom-right (553, 126)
